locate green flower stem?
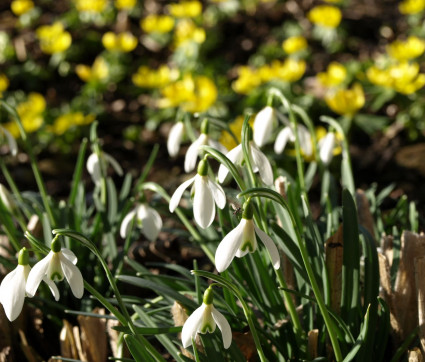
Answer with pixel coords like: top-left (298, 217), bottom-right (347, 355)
top-left (1, 101), bottom-right (56, 226)
top-left (238, 188), bottom-right (343, 361)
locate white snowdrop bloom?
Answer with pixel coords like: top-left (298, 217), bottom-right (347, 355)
top-left (86, 151), bottom-right (123, 185)
top-left (274, 127), bottom-right (296, 154)
top-left (170, 159), bottom-right (226, 229)
top-left (26, 238), bottom-right (84, 301)
top-left (218, 140), bottom-right (274, 186)
top-left (253, 106), bottom-right (276, 147)
top-left (0, 126), bottom-right (17, 156)
top-left (184, 119), bottom-right (227, 173)
top-left (167, 121), bottom-right (185, 157)
top-left (0, 184), bottom-right (17, 212)
top-left (215, 201), bottom-right (280, 272)
top-left (274, 124), bottom-right (312, 158)
top-left (318, 132), bottom-right (336, 165)
top-left (181, 287), bottom-right (232, 349)
top-left (120, 203), bottom-right (162, 242)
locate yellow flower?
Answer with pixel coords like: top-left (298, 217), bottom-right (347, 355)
top-left (317, 62), bottom-right (347, 87)
top-left (36, 22), bottom-right (72, 54)
top-left (14, 93), bottom-right (46, 135)
top-left (399, 0), bottom-right (425, 14)
top-left (159, 74), bottom-right (217, 113)
top-left (367, 62), bottom-right (425, 95)
top-left (325, 83), bottom-right (365, 116)
top-left (74, 0), bottom-right (107, 13)
top-left (174, 19), bottom-right (205, 47)
top-left (168, 1), bottom-right (202, 18)
top-left (76, 57), bottom-right (109, 83)
top-left (0, 74), bottom-right (9, 95)
top-left (282, 36), bottom-right (308, 54)
top-left (140, 14), bottom-right (175, 33)
top-left (387, 36), bottom-right (425, 61)
top-left (265, 59), bottom-right (306, 83)
top-left (51, 112), bottom-right (95, 135)
top-left (115, 0), bottom-right (136, 10)
top-left (308, 5), bottom-right (342, 28)
top-left (11, 0), bottom-right (34, 16)
top-left (219, 116), bottom-right (254, 150)
top-left (132, 65), bottom-right (179, 88)
top-left (102, 32), bottom-right (138, 52)
top-left (232, 66), bottom-right (262, 94)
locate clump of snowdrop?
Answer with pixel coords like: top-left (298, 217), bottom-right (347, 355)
top-left (184, 119), bottom-right (227, 173)
top-left (181, 286), bottom-right (232, 349)
top-left (26, 236), bottom-right (84, 301)
top-left (86, 150), bottom-right (123, 185)
top-left (215, 199), bottom-right (280, 272)
top-left (120, 202), bottom-right (162, 241)
top-left (253, 106), bottom-right (276, 147)
top-left (218, 126), bottom-right (274, 185)
top-left (170, 158), bottom-right (226, 228)
top-left (167, 121), bottom-right (185, 157)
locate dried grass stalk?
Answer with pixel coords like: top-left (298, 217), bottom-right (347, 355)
top-left (308, 329), bottom-right (319, 359)
top-left (59, 319), bottom-right (79, 359)
top-left (415, 257), bottom-right (425, 357)
top-left (77, 309), bottom-right (107, 362)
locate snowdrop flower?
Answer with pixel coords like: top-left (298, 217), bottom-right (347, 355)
top-left (274, 124), bottom-right (312, 158)
top-left (182, 286), bottom-right (232, 349)
top-left (318, 132), bottom-right (336, 165)
top-left (0, 125), bottom-right (17, 156)
top-left (26, 237), bottom-right (84, 301)
top-left (170, 159), bottom-right (226, 229)
top-left (253, 106), bottom-right (276, 147)
top-left (167, 121), bottom-right (185, 157)
top-left (120, 203), bottom-right (162, 241)
top-left (86, 151), bottom-right (123, 185)
top-left (218, 127), bottom-right (273, 185)
top-left (184, 119), bottom-right (227, 173)
top-left (215, 200), bottom-right (280, 272)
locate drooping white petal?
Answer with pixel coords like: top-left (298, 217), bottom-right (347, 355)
top-left (104, 152), bottom-right (124, 176)
top-left (274, 127), bottom-right (295, 154)
top-left (86, 153), bottom-right (102, 185)
top-left (2, 127), bottom-right (18, 156)
top-left (193, 176), bottom-right (215, 228)
top-left (208, 180), bottom-right (226, 210)
top-left (184, 134), bottom-right (208, 173)
top-left (60, 253), bottom-right (84, 299)
top-left (26, 252), bottom-right (53, 298)
top-left (253, 106), bottom-right (275, 147)
top-left (319, 133), bottom-right (336, 165)
top-left (138, 204), bottom-right (162, 242)
top-left (0, 265), bottom-right (28, 321)
top-left (218, 145), bottom-right (243, 183)
top-left (42, 276), bottom-right (60, 301)
top-left (169, 176), bottom-right (196, 212)
top-left (167, 122), bottom-right (185, 157)
top-left (181, 304), bottom-right (206, 348)
top-left (215, 220), bottom-right (245, 272)
top-left (298, 126), bottom-right (313, 158)
top-left (250, 144), bottom-right (274, 185)
top-left (254, 225), bottom-right (281, 269)
top-left (61, 248), bottom-right (78, 265)
top-left (120, 208), bottom-right (137, 239)
top-left (211, 306), bottom-right (232, 349)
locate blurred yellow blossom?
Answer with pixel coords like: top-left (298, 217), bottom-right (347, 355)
top-left (168, 1), bottom-right (202, 18)
top-left (399, 0), bottom-right (425, 14)
top-left (232, 66), bottom-right (262, 94)
top-left (282, 36), bottom-right (308, 54)
top-left (387, 36), bottom-right (425, 61)
top-left (0, 74), bottom-right (9, 95)
top-left (317, 62), bottom-right (347, 87)
top-left (325, 83), bottom-right (365, 116)
top-left (219, 116), bottom-right (253, 150)
top-left (174, 19), bottom-right (206, 47)
top-left (36, 22), bottom-right (72, 54)
top-left (74, 0), bottom-right (107, 13)
top-left (367, 62), bottom-right (425, 94)
top-left (102, 32), bottom-right (138, 52)
top-left (115, 0), bottom-right (136, 10)
top-left (11, 0), bottom-right (34, 16)
top-left (76, 57), bottom-right (109, 83)
top-left (132, 65), bottom-right (179, 88)
top-left (50, 112), bottom-right (95, 135)
top-left (159, 75), bottom-right (217, 113)
top-left (141, 14), bottom-right (175, 33)
top-left (260, 59), bottom-right (306, 83)
top-left (308, 5), bottom-right (342, 28)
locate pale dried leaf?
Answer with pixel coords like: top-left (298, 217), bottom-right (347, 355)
top-left (77, 310), bottom-right (107, 362)
top-left (415, 257), bottom-right (425, 357)
top-left (60, 319), bottom-right (79, 359)
top-left (308, 329), bottom-right (319, 359)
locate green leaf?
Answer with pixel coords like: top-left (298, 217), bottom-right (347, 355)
top-left (343, 306), bottom-right (371, 362)
top-left (69, 138), bottom-right (88, 207)
top-left (124, 334), bottom-right (156, 362)
top-left (113, 325), bottom-right (182, 335)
